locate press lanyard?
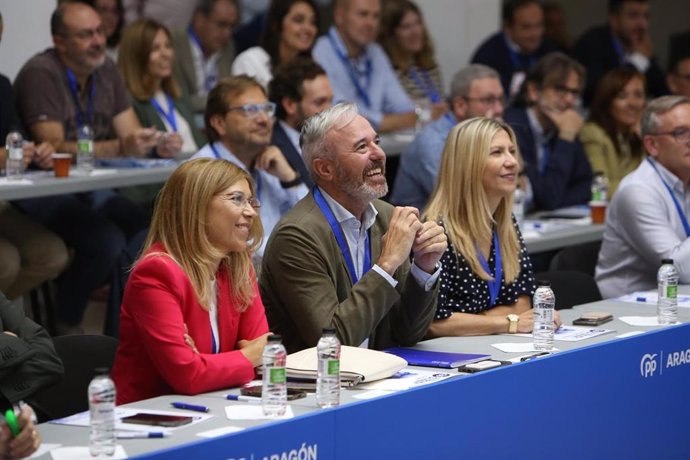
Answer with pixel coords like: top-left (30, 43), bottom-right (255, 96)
top-left (408, 66), bottom-right (441, 103)
top-left (210, 142), bottom-right (263, 201)
top-left (443, 112), bottom-right (456, 126)
top-left (313, 187), bottom-right (371, 284)
top-left (540, 141), bottom-right (551, 175)
top-left (647, 158), bottom-right (690, 237)
top-left (327, 29), bottom-right (372, 108)
top-left (611, 35), bottom-right (626, 63)
top-left (66, 68), bottom-right (95, 129)
top-left (151, 94), bottom-right (178, 132)
top-left (188, 26), bottom-right (217, 92)
top-left (476, 230), bottom-right (502, 307)
top-left (504, 33), bottom-right (535, 70)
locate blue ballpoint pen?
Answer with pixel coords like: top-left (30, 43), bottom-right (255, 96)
top-left (225, 395), bottom-right (261, 403)
top-left (116, 432), bottom-right (167, 439)
top-left (170, 402), bottom-right (209, 413)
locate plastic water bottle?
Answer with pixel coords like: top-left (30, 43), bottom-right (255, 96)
top-left (77, 124), bottom-right (94, 174)
top-left (657, 259), bottom-right (678, 325)
top-left (513, 187), bottom-right (525, 227)
top-left (262, 335), bottom-right (287, 417)
top-left (88, 367), bottom-right (116, 457)
top-left (316, 328), bottom-right (341, 408)
top-left (591, 172), bottom-right (609, 202)
top-left (5, 131), bottom-right (24, 180)
top-left (533, 280), bottom-right (555, 351)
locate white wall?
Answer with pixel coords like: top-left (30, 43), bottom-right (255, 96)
top-left (417, 0), bottom-right (501, 92)
top-left (0, 0), bottom-right (55, 82)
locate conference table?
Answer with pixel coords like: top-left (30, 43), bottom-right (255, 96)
top-left (35, 290), bottom-right (690, 459)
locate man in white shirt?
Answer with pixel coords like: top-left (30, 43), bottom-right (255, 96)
top-left (596, 95), bottom-right (690, 297)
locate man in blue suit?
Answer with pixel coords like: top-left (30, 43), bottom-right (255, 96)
top-left (268, 59), bottom-right (334, 188)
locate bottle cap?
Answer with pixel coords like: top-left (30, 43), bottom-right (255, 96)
top-left (267, 335), bottom-right (282, 343)
top-left (4, 409), bottom-right (19, 437)
top-left (322, 328), bottom-right (336, 334)
top-left (537, 280), bottom-right (551, 287)
top-left (93, 367), bottom-right (110, 376)
top-left (661, 259), bottom-right (674, 265)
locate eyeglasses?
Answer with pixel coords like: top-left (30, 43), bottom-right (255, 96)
top-left (552, 85), bottom-right (581, 98)
top-left (224, 193), bottom-right (261, 210)
top-left (226, 102), bottom-right (276, 119)
top-left (66, 26), bottom-right (106, 40)
top-left (462, 95), bottom-right (505, 106)
top-left (649, 127), bottom-right (690, 143)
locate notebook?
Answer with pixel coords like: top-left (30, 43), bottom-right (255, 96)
top-left (383, 347), bottom-right (490, 369)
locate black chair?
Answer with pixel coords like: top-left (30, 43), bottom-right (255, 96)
top-left (534, 270), bottom-right (602, 310)
top-left (548, 241), bottom-right (602, 277)
top-left (32, 335), bottom-right (118, 422)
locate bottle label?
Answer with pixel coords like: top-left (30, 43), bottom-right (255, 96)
top-left (269, 367), bottom-right (286, 384)
top-left (8, 147), bottom-right (23, 160)
top-left (667, 285), bottom-right (678, 299)
top-left (77, 139), bottom-right (93, 154)
top-left (534, 304), bottom-right (553, 323)
top-left (327, 359), bottom-right (340, 375)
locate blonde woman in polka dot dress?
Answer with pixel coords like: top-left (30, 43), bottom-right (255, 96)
top-left (423, 117), bottom-right (561, 337)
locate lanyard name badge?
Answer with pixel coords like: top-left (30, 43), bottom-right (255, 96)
top-left (210, 142), bottom-right (263, 201)
top-left (647, 158), bottom-right (690, 237)
top-left (327, 30), bottom-right (372, 108)
top-left (66, 68), bottom-right (95, 129)
top-left (408, 66), bottom-right (441, 104)
top-left (313, 187), bottom-right (371, 284)
top-left (151, 94), bottom-right (178, 132)
top-left (476, 230), bottom-right (502, 307)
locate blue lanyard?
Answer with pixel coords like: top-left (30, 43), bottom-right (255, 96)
top-left (327, 30), bottom-right (372, 108)
top-left (211, 331), bottom-right (217, 354)
top-left (443, 112), bottom-right (456, 126)
top-left (503, 33), bottom-right (535, 70)
top-left (313, 187), bottom-right (371, 284)
top-left (611, 35), bottom-right (625, 63)
top-left (540, 141), bottom-right (551, 175)
top-left (66, 69), bottom-right (95, 129)
top-left (151, 94), bottom-right (178, 132)
top-left (188, 26), bottom-right (217, 92)
top-left (647, 158), bottom-right (690, 237)
top-left (408, 66), bottom-right (441, 103)
top-left (476, 230), bottom-right (502, 307)
top-left (210, 142), bottom-right (263, 201)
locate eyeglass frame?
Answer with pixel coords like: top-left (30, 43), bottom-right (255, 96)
top-left (221, 192), bottom-right (261, 210)
top-left (648, 127), bottom-right (690, 143)
top-left (225, 102), bottom-right (276, 119)
top-left (61, 26), bottom-right (107, 41)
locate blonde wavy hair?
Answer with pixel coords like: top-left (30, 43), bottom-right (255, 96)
top-left (424, 117), bottom-right (522, 282)
top-left (140, 158), bottom-right (263, 310)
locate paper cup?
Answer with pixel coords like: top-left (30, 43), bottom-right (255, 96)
top-left (52, 153), bottom-right (72, 178)
top-left (589, 201), bottom-right (607, 224)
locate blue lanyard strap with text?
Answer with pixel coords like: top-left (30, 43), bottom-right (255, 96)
top-left (408, 66), bottom-right (441, 103)
top-left (647, 158), bottom-right (690, 237)
top-left (151, 94), bottom-right (178, 132)
top-left (188, 26), bottom-right (217, 91)
top-left (327, 30), bottom-right (372, 108)
top-left (503, 33), bottom-right (535, 70)
top-left (477, 230), bottom-right (502, 307)
top-left (210, 142), bottom-right (263, 201)
top-left (66, 69), bottom-right (95, 129)
top-left (313, 187), bottom-right (371, 284)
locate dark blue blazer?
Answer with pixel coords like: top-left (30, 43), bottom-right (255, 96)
top-left (470, 32), bottom-right (558, 96)
top-left (504, 107), bottom-right (592, 211)
top-left (271, 122), bottom-right (314, 189)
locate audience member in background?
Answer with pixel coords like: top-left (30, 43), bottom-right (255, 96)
top-left (596, 96), bottom-right (690, 298)
top-left (573, 0), bottom-right (667, 106)
top-left (123, 0), bottom-right (196, 32)
top-left (192, 76), bottom-right (307, 257)
top-left (268, 57), bottom-right (334, 188)
top-left (377, 0), bottom-right (446, 113)
top-left (391, 64), bottom-right (504, 210)
top-left (232, 0), bottom-right (319, 89)
top-left (504, 52), bottom-right (592, 211)
top-left (0, 11), bottom-right (68, 303)
top-left (0, 290), bottom-right (63, 457)
top-left (471, 0), bottom-right (558, 99)
top-left (543, 1), bottom-right (572, 53)
top-left (172, 0), bottom-right (239, 114)
top-left (13, 1), bottom-right (152, 334)
top-left (84, 0), bottom-right (124, 61)
top-left (580, 67), bottom-right (646, 196)
top-left (260, 103), bottom-right (446, 353)
top-left (666, 34), bottom-right (690, 99)
top-left (313, 0), bottom-right (424, 133)
top-left (112, 159), bottom-right (270, 404)
top-left (423, 118), bottom-right (557, 336)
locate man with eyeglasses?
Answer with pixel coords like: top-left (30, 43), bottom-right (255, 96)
top-left (260, 103), bottom-right (446, 353)
top-left (597, 96), bottom-right (690, 298)
top-left (192, 75), bottom-right (307, 258)
top-left (573, 0), bottom-right (668, 106)
top-left (172, 0), bottom-right (238, 115)
top-left (390, 64), bottom-right (505, 210)
top-left (504, 52), bottom-right (592, 212)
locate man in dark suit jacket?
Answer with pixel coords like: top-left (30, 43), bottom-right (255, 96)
top-left (504, 53), bottom-right (592, 211)
top-left (172, 0), bottom-right (238, 114)
top-left (471, 0), bottom-right (558, 98)
top-left (268, 59), bottom-right (334, 189)
top-left (573, 0), bottom-right (668, 106)
top-left (260, 103), bottom-right (447, 354)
